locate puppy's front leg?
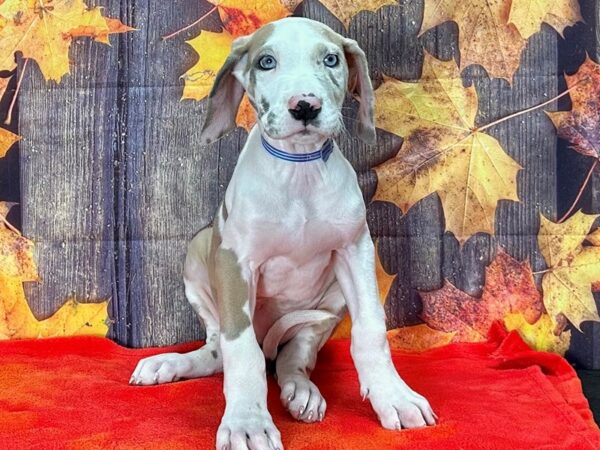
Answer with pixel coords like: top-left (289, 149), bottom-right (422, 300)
top-left (214, 246), bottom-right (282, 450)
top-left (334, 225), bottom-right (437, 430)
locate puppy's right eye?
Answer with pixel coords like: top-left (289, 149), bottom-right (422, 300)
top-left (258, 55), bottom-right (277, 70)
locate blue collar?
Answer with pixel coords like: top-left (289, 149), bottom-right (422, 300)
top-left (261, 135), bottom-right (334, 162)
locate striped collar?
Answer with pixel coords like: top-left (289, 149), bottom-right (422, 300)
top-left (260, 135), bottom-right (334, 162)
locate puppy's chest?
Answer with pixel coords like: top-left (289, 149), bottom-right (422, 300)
top-left (250, 201), bottom-right (362, 300)
top-left (247, 196), bottom-right (364, 262)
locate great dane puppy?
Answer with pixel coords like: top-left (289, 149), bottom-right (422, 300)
top-left (130, 17), bottom-right (436, 450)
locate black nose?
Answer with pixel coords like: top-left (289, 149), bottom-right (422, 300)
top-left (288, 100), bottom-right (321, 123)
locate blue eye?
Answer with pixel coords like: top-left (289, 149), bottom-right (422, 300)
top-left (323, 54), bottom-right (339, 67)
top-left (258, 55), bottom-right (277, 70)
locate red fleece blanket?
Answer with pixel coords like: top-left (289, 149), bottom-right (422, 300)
top-left (0, 323), bottom-right (599, 450)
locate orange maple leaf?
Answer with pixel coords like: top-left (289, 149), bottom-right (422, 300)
top-left (421, 249), bottom-right (543, 342)
top-left (548, 57), bottom-right (600, 160)
top-left (208, 0), bottom-right (295, 37)
top-left (0, 127), bottom-right (20, 158)
top-left (387, 324), bottom-right (455, 352)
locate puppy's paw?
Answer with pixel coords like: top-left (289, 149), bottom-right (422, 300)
top-left (216, 407), bottom-right (282, 450)
top-left (364, 378), bottom-right (437, 430)
top-left (129, 352), bottom-right (195, 385)
top-left (280, 376), bottom-right (326, 423)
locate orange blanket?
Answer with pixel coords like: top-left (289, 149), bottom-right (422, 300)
top-left (0, 323), bottom-right (599, 449)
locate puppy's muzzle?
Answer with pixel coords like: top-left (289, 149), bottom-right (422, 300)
top-left (288, 95), bottom-right (322, 124)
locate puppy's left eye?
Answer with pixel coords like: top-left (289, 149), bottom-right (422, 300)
top-left (323, 54), bottom-right (339, 67)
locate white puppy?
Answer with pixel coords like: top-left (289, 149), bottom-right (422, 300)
top-left (131, 17), bottom-right (437, 450)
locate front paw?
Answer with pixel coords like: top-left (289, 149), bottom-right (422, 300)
top-left (216, 406), bottom-right (283, 450)
top-left (363, 378), bottom-right (437, 430)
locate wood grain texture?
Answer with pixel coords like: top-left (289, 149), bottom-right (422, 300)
top-left (119, 0), bottom-right (228, 346)
top-left (19, 0), bottom-right (121, 322)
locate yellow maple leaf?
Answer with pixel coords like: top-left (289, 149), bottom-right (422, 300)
top-left (0, 73), bottom-right (11, 101)
top-left (508, 0), bottom-right (582, 39)
top-left (0, 203), bottom-right (37, 281)
top-left (319, 0), bottom-right (396, 28)
top-left (0, 127), bottom-right (19, 158)
top-left (0, 273), bottom-right (109, 339)
top-left (420, 0), bottom-right (526, 81)
top-left (0, 0), bottom-right (132, 82)
top-left (373, 54), bottom-right (521, 242)
top-left (0, 205), bottom-right (109, 339)
top-left (387, 324), bottom-right (455, 352)
top-left (182, 30), bottom-right (234, 102)
top-left (331, 241), bottom-right (394, 339)
top-left (538, 211), bottom-right (600, 330)
top-left (504, 313), bottom-right (571, 355)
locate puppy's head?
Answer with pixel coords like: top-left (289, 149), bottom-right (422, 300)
top-left (199, 17), bottom-right (376, 146)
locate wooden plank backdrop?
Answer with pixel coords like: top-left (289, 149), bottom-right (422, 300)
top-left (14, 0), bottom-right (600, 367)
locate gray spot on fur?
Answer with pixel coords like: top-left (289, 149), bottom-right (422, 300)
top-left (260, 98), bottom-right (270, 115)
top-left (211, 350), bottom-right (218, 359)
top-left (208, 213), bottom-right (251, 341)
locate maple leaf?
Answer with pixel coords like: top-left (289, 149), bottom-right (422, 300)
top-left (0, 73), bottom-right (11, 101)
top-left (419, 0), bottom-right (526, 81)
top-left (236, 95), bottom-right (257, 132)
top-left (0, 272), bottom-right (109, 339)
top-left (373, 54), bottom-right (521, 242)
top-left (0, 127), bottom-right (19, 158)
top-left (0, 202), bottom-right (36, 281)
top-left (0, 0), bottom-right (132, 82)
top-left (508, 0), bottom-right (582, 39)
top-left (504, 313), bottom-right (571, 355)
top-left (421, 249), bottom-right (543, 342)
top-left (319, 0), bottom-right (396, 29)
top-left (331, 242), bottom-right (394, 339)
top-left (547, 57), bottom-right (600, 160)
top-left (387, 324), bottom-right (455, 352)
top-left (0, 205), bottom-right (109, 339)
top-left (208, 0), bottom-right (294, 37)
top-left (182, 30), bottom-right (233, 102)
top-left (538, 211), bottom-right (600, 330)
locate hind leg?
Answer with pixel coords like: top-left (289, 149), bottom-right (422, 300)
top-left (130, 227), bottom-right (223, 385)
top-left (277, 282), bottom-right (344, 423)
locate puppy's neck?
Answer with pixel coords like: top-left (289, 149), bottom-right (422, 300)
top-left (260, 132), bottom-right (329, 155)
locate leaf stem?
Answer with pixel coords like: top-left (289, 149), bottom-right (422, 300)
top-left (162, 6), bottom-right (217, 40)
top-left (557, 158), bottom-right (599, 224)
top-left (474, 78), bottom-right (586, 134)
top-left (5, 58), bottom-right (28, 126)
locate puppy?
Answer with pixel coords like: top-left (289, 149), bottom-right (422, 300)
top-left (131, 17), bottom-right (436, 450)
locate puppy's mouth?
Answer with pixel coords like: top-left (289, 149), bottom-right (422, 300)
top-left (265, 124), bottom-right (330, 141)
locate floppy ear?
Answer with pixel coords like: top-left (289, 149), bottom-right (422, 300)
top-left (343, 38), bottom-right (376, 145)
top-left (199, 36), bottom-right (251, 145)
